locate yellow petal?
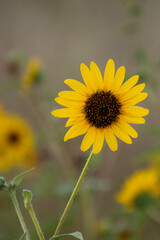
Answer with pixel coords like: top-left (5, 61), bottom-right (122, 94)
top-left (90, 61), bottom-right (103, 90)
top-left (118, 75), bottom-right (139, 95)
top-left (112, 66), bottom-right (125, 93)
top-left (123, 92), bottom-right (148, 106)
top-left (80, 127), bottom-right (97, 152)
top-left (65, 116), bottom-right (85, 127)
top-left (64, 120), bottom-right (90, 141)
top-left (120, 83), bottom-right (145, 102)
top-left (64, 79), bottom-right (91, 96)
top-left (93, 129), bottom-right (105, 154)
top-left (51, 108), bottom-right (82, 118)
top-left (104, 59), bottom-right (115, 91)
top-left (120, 115), bottom-right (145, 124)
top-left (104, 127), bottom-right (118, 151)
top-left (55, 97), bottom-right (84, 107)
top-left (123, 106), bottom-right (149, 117)
top-left (111, 124), bottom-right (132, 144)
top-left (117, 120), bottom-right (138, 138)
top-left (80, 63), bottom-right (95, 92)
top-left (58, 91), bottom-right (86, 101)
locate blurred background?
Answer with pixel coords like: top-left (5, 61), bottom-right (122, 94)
top-left (0, 0), bottom-right (160, 240)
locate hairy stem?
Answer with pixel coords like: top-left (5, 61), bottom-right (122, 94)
top-left (54, 150), bottom-right (94, 236)
top-left (27, 203), bottom-right (45, 240)
top-left (10, 191), bottom-right (30, 240)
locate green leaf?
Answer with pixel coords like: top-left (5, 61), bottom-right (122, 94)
top-left (22, 189), bottom-right (33, 208)
top-left (49, 231), bottom-right (84, 240)
top-left (12, 168), bottom-right (35, 187)
top-left (0, 176), bottom-right (5, 186)
top-left (0, 177), bottom-right (8, 191)
top-left (19, 232), bottom-right (27, 240)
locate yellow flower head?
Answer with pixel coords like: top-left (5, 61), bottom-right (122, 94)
top-left (21, 57), bottom-right (42, 90)
top-left (0, 113), bottom-right (36, 171)
top-left (51, 59), bottom-right (149, 154)
top-left (116, 168), bottom-right (160, 209)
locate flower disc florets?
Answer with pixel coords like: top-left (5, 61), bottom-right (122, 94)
top-left (84, 90), bottom-right (121, 128)
top-left (7, 132), bottom-right (20, 144)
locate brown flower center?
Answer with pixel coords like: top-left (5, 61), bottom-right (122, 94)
top-left (84, 90), bottom-right (121, 128)
top-left (7, 132), bottom-right (20, 144)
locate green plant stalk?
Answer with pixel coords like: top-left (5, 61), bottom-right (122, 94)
top-left (10, 191), bottom-right (30, 240)
top-left (27, 203), bottom-right (45, 240)
top-left (54, 150), bottom-right (94, 236)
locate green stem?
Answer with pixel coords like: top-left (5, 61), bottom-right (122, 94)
top-left (10, 191), bottom-right (30, 240)
top-left (27, 204), bottom-right (45, 240)
top-left (54, 150), bottom-right (94, 236)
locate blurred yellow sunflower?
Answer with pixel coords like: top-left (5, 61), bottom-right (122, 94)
top-left (0, 113), bottom-right (36, 171)
top-left (21, 57), bottom-right (42, 90)
top-left (51, 59), bottom-right (149, 154)
top-left (116, 168), bottom-right (160, 209)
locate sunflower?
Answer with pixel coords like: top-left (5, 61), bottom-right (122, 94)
top-left (51, 59), bottom-right (149, 154)
top-left (0, 113), bottom-right (35, 171)
top-left (21, 57), bottom-right (42, 90)
top-left (116, 168), bottom-right (160, 209)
